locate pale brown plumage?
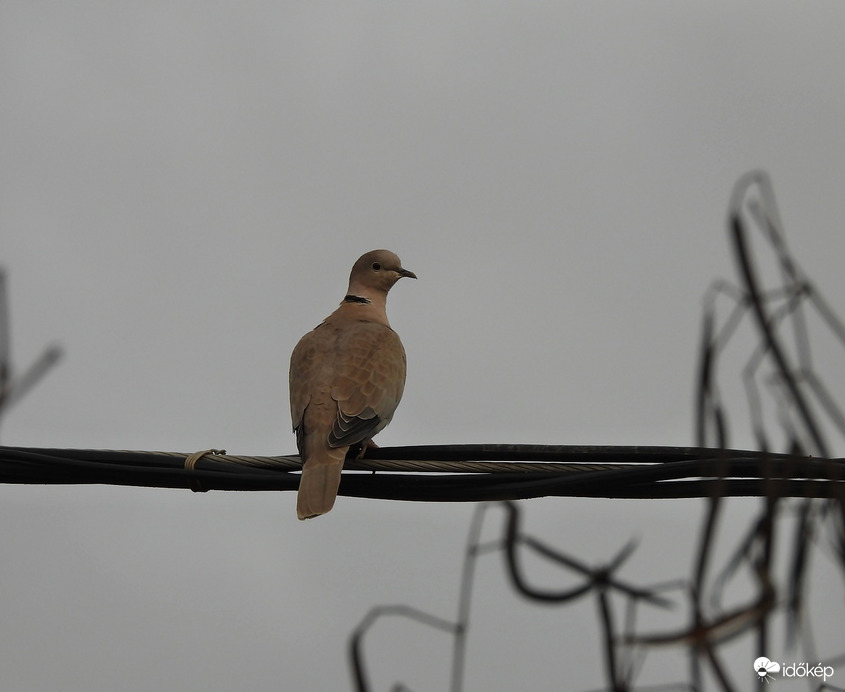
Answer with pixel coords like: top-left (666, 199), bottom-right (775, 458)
top-left (289, 250), bottom-right (416, 519)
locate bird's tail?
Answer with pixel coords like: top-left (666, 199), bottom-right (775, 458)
top-left (297, 445), bottom-right (347, 520)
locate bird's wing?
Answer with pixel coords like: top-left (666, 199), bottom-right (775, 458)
top-left (289, 322), bottom-right (326, 437)
top-left (327, 321), bottom-right (407, 448)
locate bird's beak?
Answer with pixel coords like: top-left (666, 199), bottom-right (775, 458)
top-left (398, 267), bottom-right (417, 279)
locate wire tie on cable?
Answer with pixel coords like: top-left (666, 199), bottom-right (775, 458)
top-left (184, 449), bottom-right (226, 493)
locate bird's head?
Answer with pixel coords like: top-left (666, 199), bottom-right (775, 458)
top-left (348, 249), bottom-right (416, 296)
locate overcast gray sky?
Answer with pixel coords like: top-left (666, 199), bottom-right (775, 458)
top-left (3, 2), bottom-right (845, 690)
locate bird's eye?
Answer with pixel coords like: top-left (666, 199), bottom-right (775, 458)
top-left (371, 262), bottom-right (381, 271)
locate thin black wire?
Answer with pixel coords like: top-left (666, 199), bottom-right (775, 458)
top-left (0, 268), bottom-right (62, 421)
top-left (0, 445), bottom-right (842, 502)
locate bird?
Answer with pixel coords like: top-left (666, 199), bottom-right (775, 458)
top-left (289, 249), bottom-right (416, 519)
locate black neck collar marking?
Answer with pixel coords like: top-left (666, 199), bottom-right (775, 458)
top-left (343, 294), bottom-right (372, 304)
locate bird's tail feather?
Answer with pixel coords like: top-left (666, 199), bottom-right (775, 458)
top-left (297, 447), bottom-right (346, 520)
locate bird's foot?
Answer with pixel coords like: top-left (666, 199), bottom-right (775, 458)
top-left (356, 439), bottom-right (379, 459)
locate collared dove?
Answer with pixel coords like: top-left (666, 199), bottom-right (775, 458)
top-left (289, 250), bottom-right (416, 519)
